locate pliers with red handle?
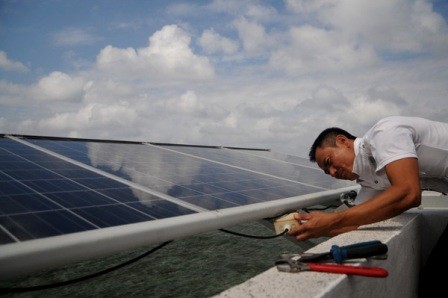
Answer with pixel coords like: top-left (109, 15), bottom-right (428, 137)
top-left (275, 260), bottom-right (388, 277)
top-left (275, 240), bottom-right (389, 277)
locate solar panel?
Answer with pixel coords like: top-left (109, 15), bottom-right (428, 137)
top-left (155, 144), bottom-right (349, 189)
top-left (0, 135), bottom-right (357, 279)
top-left (23, 138), bottom-right (345, 209)
top-left (0, 137), bottom-right (196, 245)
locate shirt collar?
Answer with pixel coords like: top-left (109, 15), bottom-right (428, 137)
top-left (352, 138), bottom-right (363, 176)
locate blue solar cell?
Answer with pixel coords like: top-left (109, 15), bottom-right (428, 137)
top-left (0, 210), bottom-right (95, 242)
top-left (22, 179), bottom-right (87, 193)
top-left (72, 177), bottom-right (128, 189)
top-left (72, 204), bottom-right (154, 227)
top-left (4, 169), bottom-right (61, 180)
top-left (167, 185), bottom-right (204, 198)
top-left (0, 160), bottom-right (36, 170)
top-left (209, 191), bottom-right (263, 206)
top-left (160, 145), bottom-right (347, 189)
top-left (25, 138), bottom-right (339, 208)
top-left (127, 200), bottom-right (194, 218)
top-left (97, 188), bottom-right (154, 203)
top-left (0, 180), bottom-right (36, 196)
top-left (57, 169), bottom-right (106, 179)
top-left (181, 194), bottom-right (238, 210)
top-left (0, 228), bottom-right (15, 244)
top-left (0, 137), bottom-right (199, 245)
top-left (43, 191), bottom-right (116, 208)
top-left (177, 182), bottom-right (229, 194)
top-left (32, 210), bottom-right (95, 234)
top-left (1, 193), bottom-right (60, 214)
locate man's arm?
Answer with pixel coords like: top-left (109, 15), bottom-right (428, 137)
top-left (289, 157), bottom-right (421, 241)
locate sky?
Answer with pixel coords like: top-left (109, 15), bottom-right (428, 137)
top-left (1, 0), bottom-right (447, 158)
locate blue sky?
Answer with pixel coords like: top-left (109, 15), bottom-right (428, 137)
top-left (1, 0), bottom-right (448, 157)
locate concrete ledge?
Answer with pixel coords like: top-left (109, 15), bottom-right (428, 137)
top-left (215, 204), bottom-right (448, 298)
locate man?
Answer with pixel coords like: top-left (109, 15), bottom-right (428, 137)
top-left (289, 116), bottom-right (448, 241)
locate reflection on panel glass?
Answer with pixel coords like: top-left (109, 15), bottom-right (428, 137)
top-left (238, 149), bottom-right (316, 167)
top-left (159, 145), bottom-right (354, 190)
top-left (27, 139), bottom-right (345, 211)
top-left (0, 138), bottom-right (194, 245)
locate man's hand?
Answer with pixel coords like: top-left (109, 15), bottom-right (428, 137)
top-left (288, 211), bottom-right (335, 241)
top-left (288, 211), bottom-right (358, 241)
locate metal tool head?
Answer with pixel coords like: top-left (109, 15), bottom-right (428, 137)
top-left (275, 258), bottom-right (308, 273)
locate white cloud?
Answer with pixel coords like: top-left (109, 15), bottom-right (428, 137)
top-left (349, 96), bottom-right (404, 125)
top-left (198, 28), bottom-right (239, 54)
top-left (1, 0), bottom-right (447, 157)
top-left (233, 17), bottom-right (268, 53)
top-left (208, 0), bottom-right (277, 22)
top-left (284, 0), bottom-right (327, 13)
top-left (82, 80), bottom-right (135, 104)
top-left (164, 90), bottom-right (204, 114)
top-left (269, 25), bottom-right (378, 74)
top-left (0, 51), bottom-right (29, 73)
top-left (0, 80), bottom-right (29, 104)
top-left (334, 0), bottom-right (448, 53)
top-left (96, 25), bottom-right (215, 82)
top-left (241, 102), bottom-right (282, 118)
top-left (287, 0), bottom-right (448, 55)
top-left (33, 71), bottom-right (86, 102)
top-left (207, 0), bottom-right (255, 16)
top-left (18, 102), bottom-right (139, 135)
top-left (299, 85), bottom-right (350, 110)
top-left (245, 2), bottom-right (278, 20)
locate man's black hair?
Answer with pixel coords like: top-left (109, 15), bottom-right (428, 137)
top-left (308, 127), bottom-right (357, 162)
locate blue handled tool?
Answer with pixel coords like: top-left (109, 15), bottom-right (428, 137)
top-left (279, 240), bottom-right (388, 264)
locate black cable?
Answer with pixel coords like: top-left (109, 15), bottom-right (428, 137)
top-left (219, 228), bottom-right (288, 239)
top-left (0, 240), bottom-right (173, 294)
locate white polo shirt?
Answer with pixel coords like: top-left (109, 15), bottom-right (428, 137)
top-left (352, 116), bottom-right (448, 203)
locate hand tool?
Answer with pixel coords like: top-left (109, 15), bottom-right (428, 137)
top-left (275, 260), bottom-right (388, 278)
top-left (279, 240), bottom-right (388, 264)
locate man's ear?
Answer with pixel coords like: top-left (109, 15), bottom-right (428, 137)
top-left (335, 135), bottom-right (350, 147)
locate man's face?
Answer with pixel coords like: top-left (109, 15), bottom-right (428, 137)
top-left (314, 136), bottom-right (358, 181)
